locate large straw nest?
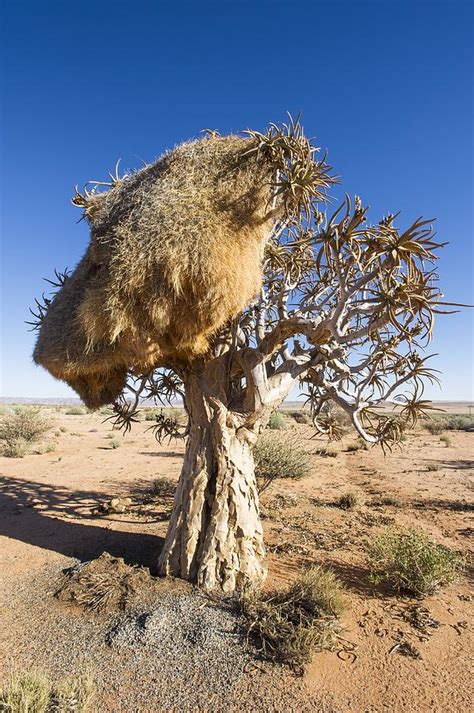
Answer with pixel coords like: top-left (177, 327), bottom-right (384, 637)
top-left (34, 134), bottom-right (278, 407)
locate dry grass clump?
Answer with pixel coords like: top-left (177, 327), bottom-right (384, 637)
top-left (337, 491), bottom-right (361, 510)
top-left (346, 439), bottom-right (368, 452)
top-left (254, 432), bottom-right (311, 492)
top-left (0, 407), bottom-right (52, 458)
top-left (267, 411), bottom-right (287, 430)
top-left (366, 527), bottom-right (463, 597)
top-left (0, 669), bottom-right (94, 713)
top-left (439, 434), bottom-right (451, 447)
top-left (149, 477), bottom-right (176, 499)
top-left (56, 553), bottom-right (155, 613)
top-left (242, 566), bottom-right (346, 672)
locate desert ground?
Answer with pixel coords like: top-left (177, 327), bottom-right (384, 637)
top-left (0, 404), bottom-right (472, 712)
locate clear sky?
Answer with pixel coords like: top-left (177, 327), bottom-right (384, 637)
top-left (1, 0), bottom-right (472, 401)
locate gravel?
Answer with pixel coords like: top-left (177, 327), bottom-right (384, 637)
top-left (0, 559), bottom-right (315, 712)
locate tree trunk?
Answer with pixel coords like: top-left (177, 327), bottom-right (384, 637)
top-left (158, 367), bottom-right (267, 593)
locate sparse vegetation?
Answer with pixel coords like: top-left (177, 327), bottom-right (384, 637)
top-left (64, 406), bottom-right (86, 415)
top-left (254, 433), bottom-right (311, 492)
top-left (267, 411), bottom-right (287, 430)
top-left (346, 439), bottom-right (368, 453)
top-left (337, 491), bottom-right (361, 510)
top-left (0, 407), bottom-right (52, 458)
top-left (426, 463), bottom-right (439, 472)
top-left (440, 434), bottom-right (451, 447)
top-left (424, 414), bottom-right (474, 433)
top-left (0, 669), bottom-right (94, 713)
top-left (242, 566), bottom-right (346, 672)
top-left (366, 527), bottom-right (463, 597)
top-left (317, 446), bottom-right (338, 458)
top-left (110, 438), bottom-right (121, 449)
top-left (288, 410), bottom-right (312, 425)
top-left (149, 477), bottom-right (176, 499)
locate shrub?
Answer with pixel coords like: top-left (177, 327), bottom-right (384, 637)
top-left (64, 405), bottom-right (86, 415)
top-left (0, 669), bottom-right (94, 713)
top-left (424, 419), bottom-right (445, 435)
top-left (267, 411), bottom-right (287, 430)
top-left (254, 433), bottom-right (311, 492)
top-left (110, 438), bottom-right (121, 449)
top-left (0, 408), bottom-right (52, 457)
top-left (366, 527), bottom-right (463, 597)
top-left (440, 434), bottom-right (451, 447)
top-left (426, 463), bottom-right (439, 472)
top-left (444, 414), bottom-right (474, 431)
top-left (242, 566), bottom-right (346, 672)
top-left (149, 477), bottom-right (176, 498)
top-left (346, 438), bottom-right (368, 452)
top-left (337, 491), bottom-right (360, 510)
top-left (317, 446), bottom-right (338, 458)
top-left (288, 410), bottom-right (312, 425)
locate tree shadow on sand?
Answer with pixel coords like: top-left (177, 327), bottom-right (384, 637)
top-left (0, 475), bottom-right (164, 568)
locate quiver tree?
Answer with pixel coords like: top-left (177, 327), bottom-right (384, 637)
top-left (32, 116), bottom-right (450, 593)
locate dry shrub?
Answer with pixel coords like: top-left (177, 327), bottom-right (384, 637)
top-left (0, 407), bottom-right (52, 458)
top-left (254, 432), bottom-right (311, 492)
top-left (56, 552), bottom-right (156, 613)
top-left (337, 492), bottom-right (361, 510)
top-left (242, 566), bottom-right (346, 672)
top-left (366, 527), bottom-right (463, 597)
top-left (288, 410), bottom-right (312, 425)
top-left (149, 477), bottom-right (176, 499)
top-left (439, 434), bottom-right (451, 447)
top-left (424, 419), bottom-right (445, 435)
top-left (346, 439), bottom-right (368, 452)
top-left (0, 670), bottom-right (94, 713)
top-left (424, 414), bottom-right (474, 434)
top-left (64, 405), bottom-right (86, 415)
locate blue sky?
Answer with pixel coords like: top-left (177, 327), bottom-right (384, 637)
top-left (1, 0), bottom-right (472, 400)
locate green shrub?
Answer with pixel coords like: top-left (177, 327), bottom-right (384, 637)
top-left (254, 432), bottom-right (311, 492)
top-left (366, 527), bottom-right (463, 597)
top-left (424, 419), bottom-right (445, 435)
top-left (0, 669), bottom-right (94, 713)
top-left (267, 411), bottom-right (287, 430)
top-left (444, 414), bottom-right (474, 431)
top-left (242, 566), bottom-right (346, 671)
top-left (337, 491), bottom-right (361, 510)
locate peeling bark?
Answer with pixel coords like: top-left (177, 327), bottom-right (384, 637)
top-left (158, 368), bottom-right (267, 593)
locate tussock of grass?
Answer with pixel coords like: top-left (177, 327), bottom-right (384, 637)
top-left (267, 411), bottom-right (287, 430)
top-left (366, 527), bottom-right (463, 597)
top-left (346, 439), bottom-right (368, 452)
top-left (337, 492), bottom-right (361, 510)
top-left (110, 438), bottom-right (121, 449)
top-left (0, 669), bottom-right (94, 713)
top-left (426, 463), bottom-right (439, 472)
top-left (254, 432), bottom-right (311, 492)
top-left (439, 434), bottom-right (451, 447)
top-left (242, 566), bottom-right (346, 673)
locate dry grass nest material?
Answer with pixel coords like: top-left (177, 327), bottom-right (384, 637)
top-left (242, 566), bottom-right (346, 673)
top-left (55, 553), bottom-right (163, 613)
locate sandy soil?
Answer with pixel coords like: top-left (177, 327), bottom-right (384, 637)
top-left (0, 407), bottom-right (472, 712)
